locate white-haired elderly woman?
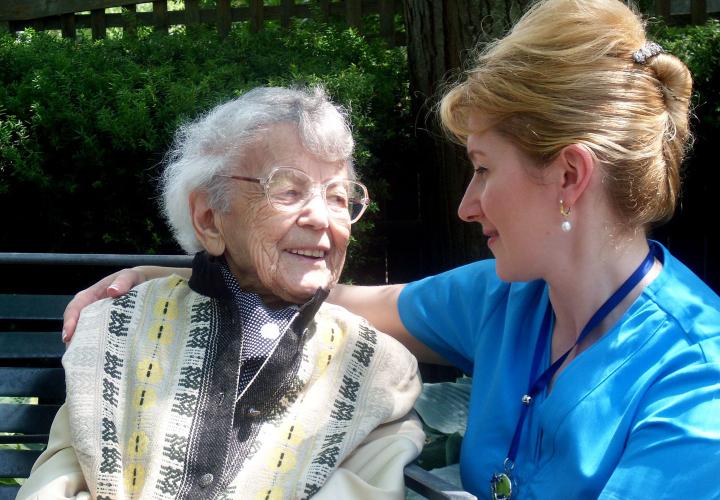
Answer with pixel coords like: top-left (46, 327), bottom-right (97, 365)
top-left (18, 87), bottom-right (424, 500)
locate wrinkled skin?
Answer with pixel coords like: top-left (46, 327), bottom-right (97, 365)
top-left (208, 123), bottom-right (352, 304)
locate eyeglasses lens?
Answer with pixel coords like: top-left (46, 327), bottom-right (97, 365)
top-left (266, 169), bottom-right (367, 222)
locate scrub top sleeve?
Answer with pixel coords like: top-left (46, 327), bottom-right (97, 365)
top-left (599, 357), bottom-right (720, 499)
top-left (397, 259), bottom-right (506, 376)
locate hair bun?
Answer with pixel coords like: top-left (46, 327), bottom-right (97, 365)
top-left (650, 52), bottom-right (693, 111)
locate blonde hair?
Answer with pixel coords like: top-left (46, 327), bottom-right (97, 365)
top-left (440, 0), bottom-right (693, 229)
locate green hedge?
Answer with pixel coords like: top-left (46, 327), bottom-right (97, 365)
top-left (2, 16), bottom-right (717, 285)
top-left (0, 20), bottom-right (410, 280)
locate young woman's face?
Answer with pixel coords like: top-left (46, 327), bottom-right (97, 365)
top-left (458, 117), bottom-right (557, 282)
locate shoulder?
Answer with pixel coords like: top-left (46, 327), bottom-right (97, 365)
top-left (316, 302), bottom-right (419, 390)
top-left (402, 259), bottom-right (545, 304)
top-left (405, 258), bottom-right (501, 292)
top-left (67, 275), bottom-right (207, 362)
top-left (613, 247), bottom-right (720, 417)
top-left (317, 302), bottom-right (415, 357)
top-left (642, 244), bottom-right (720, 359)
top-left (398, 259), bottom-right (547, 337)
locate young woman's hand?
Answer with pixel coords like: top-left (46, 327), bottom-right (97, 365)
top-left (62, 267), bottom-right (148, 343)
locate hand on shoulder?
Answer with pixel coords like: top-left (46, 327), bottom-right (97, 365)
top-left (62, 267), bottom-right (147, 343)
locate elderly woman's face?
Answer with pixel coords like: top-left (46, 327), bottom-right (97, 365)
top-left (216, 123), bottom-right (351, 303)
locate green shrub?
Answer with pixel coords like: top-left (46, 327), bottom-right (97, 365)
top-left (0, 20), bottom-right (410, 281)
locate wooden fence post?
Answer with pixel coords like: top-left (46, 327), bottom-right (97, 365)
top-left (379, 0), bottom-right (395, 46)
top-left (185, 0), bottom-right (200, 27)
top-left (91, 9), bottom-right (106, 40)
top-left (250, 0), bottom-right (263, 33)
top-left (691, 0), bottom-right (707, 25)
top-left (346, 0), bottom-right (362, 30)
top-left (656, 0), bottom-right (671, 23)
top-left (217, 0), bottom-right (231, 37)
top-left (123, 4), bottom-right (137, 37)
top-left (60, 13), bottom-right (75, 39)
top-left (280, 0), bottom-right (293, 28)
top-left (153, 1), bottom-right (169, 33)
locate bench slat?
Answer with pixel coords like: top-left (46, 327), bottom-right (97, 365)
top-left (0, 434), bottom-right (49, 444)
top-left (0, 403), bottom-right (59, 434)
top-left (0, 368), bottom-right (65, 399)
top-left (0, 332), bottom-right (64, 359)
top-left (0, 449), bottom-right (42, 478)
top-left (0, 252), bottom-right (193, 267)
top-left (0, 294), bottom-right (72, 321)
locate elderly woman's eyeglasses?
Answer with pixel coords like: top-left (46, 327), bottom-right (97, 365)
top-left (220, 167), bottom-right (370, 224)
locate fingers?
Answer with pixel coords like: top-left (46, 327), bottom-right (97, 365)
top-left (106, 270), bottom-right (141, 298)
top-left (62, 269), bottom-right (142, 343)
top-left (62, 282), bottom-right (109, 344)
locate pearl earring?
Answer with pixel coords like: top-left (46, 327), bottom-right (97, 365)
top-left (560, 200), bottom-right (572, 232)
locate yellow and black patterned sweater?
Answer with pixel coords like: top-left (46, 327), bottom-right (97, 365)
top-left (19, 254), bottom-right (423, 500)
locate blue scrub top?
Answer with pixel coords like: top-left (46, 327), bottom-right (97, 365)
top-left (398, 241), bottom-right (720, 499)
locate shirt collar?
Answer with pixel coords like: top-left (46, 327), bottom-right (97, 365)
top-left (187, 250), bottom-right (329, 335)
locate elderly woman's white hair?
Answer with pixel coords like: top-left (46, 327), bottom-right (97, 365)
top-left (161, 86), bottom-right (355, 253)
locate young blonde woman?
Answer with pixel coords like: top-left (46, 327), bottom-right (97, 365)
top-left (63, 1), bottom-right (719, 497)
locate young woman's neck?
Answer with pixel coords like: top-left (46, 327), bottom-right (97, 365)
top-left (546, 230), bottom-right (658, 354)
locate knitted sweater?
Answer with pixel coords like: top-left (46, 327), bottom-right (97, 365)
top-left (18, 274), bottom-right (423, 500)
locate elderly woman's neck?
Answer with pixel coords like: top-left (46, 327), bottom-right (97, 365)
top-left (230, 275), bottom-right (294, 308)
top-left (255, 290), bottom-right (295, 308)
top-left (231, 273), bottom-right (319, 309)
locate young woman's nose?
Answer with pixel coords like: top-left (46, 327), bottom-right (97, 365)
top-left (457, 178), bottom-right (485, 223)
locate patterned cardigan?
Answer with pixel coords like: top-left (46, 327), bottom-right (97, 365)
top-left (18, 272), bottom-right (423, 500)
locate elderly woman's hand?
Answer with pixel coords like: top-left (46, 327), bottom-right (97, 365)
top-left (62, 266), bottom-right (188, 343)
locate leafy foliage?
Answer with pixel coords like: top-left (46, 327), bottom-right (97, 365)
top-left (0, 21), bottom-right (409, 281)
top-left (413, 378), bottom-right (471, 471)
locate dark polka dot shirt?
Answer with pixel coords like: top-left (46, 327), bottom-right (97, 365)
top-left (219, 264), bottom-right (299, 393)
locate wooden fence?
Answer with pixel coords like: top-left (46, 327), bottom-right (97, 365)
top-left (0, 0), bottom-right (402, 42)
top-left (1, 1), bottom-right (716, 43)
top-left (655, 0), bottom-right (720, 25)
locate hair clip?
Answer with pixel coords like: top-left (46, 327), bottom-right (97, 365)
top-left (632, 42), bottom-right (664, 64)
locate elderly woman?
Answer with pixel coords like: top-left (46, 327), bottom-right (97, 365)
top-left (18, 87), bottom-right (423, 499)
top-left (62, 1), bottom-right (720, 497)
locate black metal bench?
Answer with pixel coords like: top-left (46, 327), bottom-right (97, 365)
top-left (0, 253), bottom-right (475, 500)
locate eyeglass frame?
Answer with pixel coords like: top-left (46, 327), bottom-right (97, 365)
top-left (218, 166), bottom-right (371, 224)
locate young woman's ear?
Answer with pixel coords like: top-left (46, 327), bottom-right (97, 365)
top-left (189, 191), bottom-right (226, 256)
top-left (555, 143), bottom-right (595, 207)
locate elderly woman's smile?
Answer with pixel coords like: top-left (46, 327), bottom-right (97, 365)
top-left (288, 249), bottom-right (326, 258)
top-left (211, 123), bottom-right (352, 304)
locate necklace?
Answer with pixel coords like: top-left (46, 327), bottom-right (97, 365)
top-left (490, 242), bottom-right (658, 499)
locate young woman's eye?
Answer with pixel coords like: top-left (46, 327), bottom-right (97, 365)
top-left (474, 165), bottom-right (488, 176)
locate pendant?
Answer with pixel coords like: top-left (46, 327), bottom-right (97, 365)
top-left (490, 472), bottom-right (513, 500)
